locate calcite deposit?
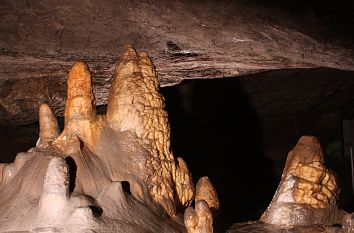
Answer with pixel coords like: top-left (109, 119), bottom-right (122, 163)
top-left (195, 177), bottom-right (220, 217)
top-left (261, 136), bottom-right (346, 227)
top-left (228, 136), bottom-right (354, 233)
top-left (0, 44), bottom-right (217, 233)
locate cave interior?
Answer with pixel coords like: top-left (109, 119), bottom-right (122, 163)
top-left (0, 0), bottom-right (354, 231)
top-left (1, 68), bottom-right (354, 230)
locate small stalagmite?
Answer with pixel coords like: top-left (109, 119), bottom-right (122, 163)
top-left (261, 136), bottom-right (347, 227)
top-left (195, 176), bottom-right (220, 216)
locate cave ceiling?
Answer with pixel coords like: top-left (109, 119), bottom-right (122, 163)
top-left (0, 0), bottom-right (354, 124)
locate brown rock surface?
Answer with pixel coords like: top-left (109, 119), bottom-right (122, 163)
top-left (0, 0), bottom-right (354, 124)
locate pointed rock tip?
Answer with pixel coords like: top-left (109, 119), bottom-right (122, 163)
top-left (140, 51), bottom-right (149, 57)
top-left (69, 62), bottom-right (90, 77)
top-left (123, 43), bottom-right (134, 49)
top-left (39, 103), bottom-right (58, 141)
top-left (177, 157), bottom-right (188, 170)
top-left (196, 176), bottom-right (220, 212)
top-left (198, 176), bottom-right (210, 183)
top-left (67, 62), bottom-right (92, 98)
top-left (39, 103), bottom-right (51, 114)
top-left (65, 61), bottom-right (96, 122)
top-left (121, 44), bottom-right (138, 60)
top-left (298, 135), bottom-right (320, 145)
top-left (139, 51), bottom-right (154, 67)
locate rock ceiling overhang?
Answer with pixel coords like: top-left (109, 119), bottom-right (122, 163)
top-left (0, 0), bottom-right (353, 124)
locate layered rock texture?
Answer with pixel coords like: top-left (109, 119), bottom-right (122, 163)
top-left (0, 45), bottom-right (218, 233)
top-left (0, 0), bottom-right (353, 124)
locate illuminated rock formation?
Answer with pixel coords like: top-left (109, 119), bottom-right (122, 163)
top-left (185, 200), bottom-right (214, 233)
top-left (261, 136), bottom-right (346, 227)
top-left (0, 45), bottom-right (216, 232)
top-left (195, 177), bottom-right (220, 217)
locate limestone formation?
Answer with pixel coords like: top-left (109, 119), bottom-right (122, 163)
top-left (183, 177), bottom-right (219, 233)
top-left (227, 136), bottom-right (352, 233)
top-left (261, 136), bottom-right (346, 227)
top-left (37, 103), bottom-right (59, 147)
top-left (195, 176), bottom-right (220, 217)
top-left (0, 44), bottom-right (214, 233)
top-left (185, 200), bottom-right (214, 233)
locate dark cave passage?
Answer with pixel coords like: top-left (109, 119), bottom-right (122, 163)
top-left (162, 78), bottom-right (276, 225)
top-left (0, 68), bottom-right (354, 230)
top-left (161, 67), bottom-right (354, 228)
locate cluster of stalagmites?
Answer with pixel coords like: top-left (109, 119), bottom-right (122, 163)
top-left (0, 44), bottom-right (218, 233)
top-left (0, 44), bottom-right (352, 233)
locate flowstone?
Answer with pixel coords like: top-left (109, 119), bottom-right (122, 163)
top-left (0, 44), bottom-right (218, 233)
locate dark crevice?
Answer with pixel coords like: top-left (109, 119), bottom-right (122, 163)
top-left (89, 205), bottom-right (103, 217)
top-left (65, 156), bottom-right (77, 193)
top-left (121, 181), bottom-right (132, 195)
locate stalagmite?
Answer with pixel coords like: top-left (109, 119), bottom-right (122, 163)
top-left (53, 61), bottom-right (102, 154)
top-left (38, 103), bottom-right (59, 147)
top-left (227, 136), bottom-right (353, 233)
top-left (38, 157), bottom-right (70, 223)
top-left (104, 44), bottom-right (195, 216)
top-left (261, 136), bottom-right (346, 227)
top-left (184, 200), bottom-right (214, 233)
top-left (195, 177), bottom-right (220, 217)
